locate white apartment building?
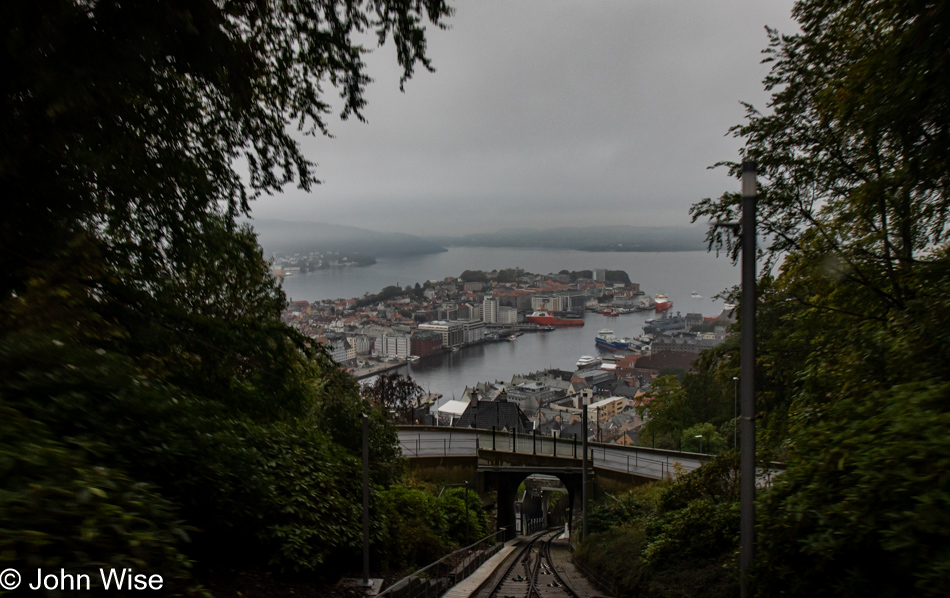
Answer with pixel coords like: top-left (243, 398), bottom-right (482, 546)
top-left (460, 319), bottom-right (486, 344)
top-left (327, 338), bottom-right (349, 363)
top-left (482, 296), bottom-right (498, 324)
top-left (382, 333), bottom-right (411, 359)
top-left (498, 306), bottom-right (518, 324)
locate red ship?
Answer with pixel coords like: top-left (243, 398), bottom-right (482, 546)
top-left (654, 294), bottom-right (673, 312)
top-left (525, 310), bottom-right (585, 327)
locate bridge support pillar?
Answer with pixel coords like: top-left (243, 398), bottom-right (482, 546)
top-left (495, 473), bottom-right (521, 541)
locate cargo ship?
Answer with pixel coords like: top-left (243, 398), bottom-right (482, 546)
top-left (525, 310), bottom-right (585, 327)
top-left (595, 328), bottom-right (632, 351)
top-left (654, 294), bottom-right (673, 312)
top-left (642, 312), bottom-right (686, 334)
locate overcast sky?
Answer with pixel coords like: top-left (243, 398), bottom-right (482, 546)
top-left (249, 0), bottom-right (798, 236)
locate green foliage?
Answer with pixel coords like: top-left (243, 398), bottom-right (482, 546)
top-left (692, 1), bottom-right (950, 305)
top-left (459, 270), bottom-right (489, 283)
top-left (373, 485), bottom-right (491, 572)
top-left (1, 0), bottom-right (452, 586)
top-left (642, 498), bottom-right (740, 569)
top-left (658, 452), bottom-right (740, 512)
top-left (562, 269), bottom-right (631, 283)
top-left (605, 270), bottom-right (632, 284)
top-left (577, 455), bottom-right (742, 598)
top-left (683, 1), bottom-right (950, 594)
top-left (679, 423), bottom-right (726, 455)
top-left (361, 372), bottom-right (427, 424)
top-left (437, 487), bottom-right (489, 546)
top-left (0, 407), bottom-right (205, 596)
top-left (494, 268), bottom-right (524, 283)
top-left (2, 0), bottom-right (453, 305)
top-left (574, 527), bottom-right (647, 592)
top-left (0, 332), bottom-right (402, 575)
top-left (376, 486), bottom-right (448, 570)
top-left (355, 285), bottom-right (411, 308)
top-left (587, 485), bottom-right (666, 535)
top-left (755, 381), bottom-right (950, 597)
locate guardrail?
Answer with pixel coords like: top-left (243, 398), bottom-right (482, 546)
top-left (377, 528), bottom-right (510, 598)
top-left (523, 517), bottom-right (545, 535)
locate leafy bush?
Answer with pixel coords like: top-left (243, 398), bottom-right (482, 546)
top-left (0, 333), bottom-right (391, 575)
top-left (376, 486), bottom-right (448, 570)
top-left (679, 423), bottom-right (726, 454)
top-left (587, 485), bottom-right (666, 535)
top-left (574, 527), bottom-right (647, 592)
top-left (438, 487), bottom-right (489, 547)
top-left (576, 455), bottom-right (742, 598)
top-left (0, 407), bottom-right (204, 596)
top-left (755, 381), bottom-right (950, 597)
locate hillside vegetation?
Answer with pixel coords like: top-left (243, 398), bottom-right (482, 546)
top-left (581, 1), bottom-right (950, 595)
top-left (0, 1), bottom-right (460, 594)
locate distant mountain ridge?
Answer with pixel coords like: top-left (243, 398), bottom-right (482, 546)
top-left (428, 225), bottom-right (707, 252)
top-left (248, 219), bottom-right (448, 257)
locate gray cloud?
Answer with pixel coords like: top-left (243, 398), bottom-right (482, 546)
top-left (250, 0), bottom-right (797, 235)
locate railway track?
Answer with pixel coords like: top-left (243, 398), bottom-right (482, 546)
top-left (484, 530), bottom-right (580, 598)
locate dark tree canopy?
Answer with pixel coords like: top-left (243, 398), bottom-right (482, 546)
top-left (0, 0), bottom-right (453, 582)
top-left (1, 0), bottom-right (452, 304)
top-left (685, 2), bottom-right (950, 595)
top-left (692, 0), bottom-right (950, 317)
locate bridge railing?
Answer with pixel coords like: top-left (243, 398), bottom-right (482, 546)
top-left (399, 430), bottom-right (479, 458)
top-left (398, 427), bottom-right (709, 480)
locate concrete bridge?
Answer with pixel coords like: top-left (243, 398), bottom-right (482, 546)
top-left (397, 425), bottom-right (715, 539)
top-left (398, 425), bottom-right (709, 481)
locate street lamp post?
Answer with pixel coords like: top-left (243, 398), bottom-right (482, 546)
top-left (695, 434), bottom-right (703, 454)
top-left (733, 376), bottom-right (738, 449)
top-left (361, 414), bottom-right (370, 586)
top-left (739, 161), bottom-right (758, 598)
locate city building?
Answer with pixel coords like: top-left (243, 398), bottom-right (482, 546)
top-left (482, 295), bottom-right (498, 324)
top-left (410, 330), bottom-right (443, 357)
top-left (460, 319), bottom-right (486, 344)
top-left (506, 381), bottom-right (561, 415)
top-left (587, 396), bottom-right (626, 423)
top-left (497, 306), bottom-right (518, 324)
top-left (453, 399), bottom-right (532, 433)
top-left (418, 321), bottom-right (464, 348)
top-left (382, 333), bottom-right (410, 359)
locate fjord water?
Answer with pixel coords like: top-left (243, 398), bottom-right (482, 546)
top-left (279, 247), bottom-right (738, 400)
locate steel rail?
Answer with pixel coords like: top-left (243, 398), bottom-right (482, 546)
top-left (534, 532), bottom-right (580, 598)
top-left (484, 530), bottom-right (547, 598)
